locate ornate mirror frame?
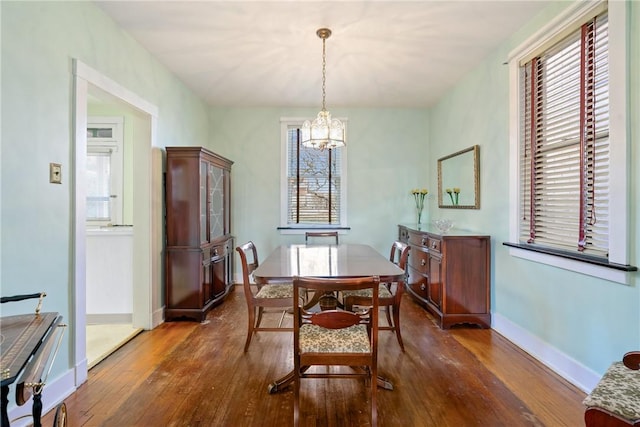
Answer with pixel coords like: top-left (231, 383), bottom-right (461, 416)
top-left (437, 145), bottom-right (480, 209)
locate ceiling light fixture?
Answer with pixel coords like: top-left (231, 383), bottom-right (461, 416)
top-left (301, 28), bottom-right (345, 150)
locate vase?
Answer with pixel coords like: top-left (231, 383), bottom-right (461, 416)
top-left (416, 208), bottom-right (423, 225)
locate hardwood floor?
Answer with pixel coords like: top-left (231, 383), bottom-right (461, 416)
top-left (44, 286), bottom-right (587, 426)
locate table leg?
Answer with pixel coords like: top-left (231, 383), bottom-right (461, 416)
top-left (267, 368), bottom-right (393, 393)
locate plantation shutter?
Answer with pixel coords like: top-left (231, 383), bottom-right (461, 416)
top-left (519, 12), bottom-right (609, 258)
top-left (287, 127), bottom-right (341, 224)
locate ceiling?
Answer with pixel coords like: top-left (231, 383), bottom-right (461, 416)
top-left (95, 1), bottom-right (553, 109)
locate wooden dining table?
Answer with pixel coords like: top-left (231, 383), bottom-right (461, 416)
top-left (253, 243), bottom-right (405, 394)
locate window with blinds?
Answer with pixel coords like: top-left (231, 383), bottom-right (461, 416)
top-left (518, 11), bottom-right (609, 259)
top-left (286, 127), bottom-right (342, 225)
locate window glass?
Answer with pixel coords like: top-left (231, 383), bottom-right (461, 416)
top-left (281, 120), bottom-right (347, 229)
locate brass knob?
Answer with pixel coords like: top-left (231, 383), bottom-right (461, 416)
top-left (420, 284), bottom-right (426, 291)
top-left (421, 259), bottom-right (426, 266)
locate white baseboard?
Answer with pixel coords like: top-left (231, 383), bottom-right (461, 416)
top-left (7, 368), bottom-right (76, 427)
top-left (152, 307), bottom-right (165, 328)
top-left (86, 313), bottom-right (132, 324)
top-left (492, 312), bottom-right (600, 393)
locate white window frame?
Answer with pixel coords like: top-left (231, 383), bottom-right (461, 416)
top-left (507, 0), bottom-right (632, 284)
top-left (87, 116), bottom-right (124, 226)
top-left (279, 117), bottom-right (348, 234)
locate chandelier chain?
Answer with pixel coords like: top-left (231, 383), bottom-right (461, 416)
top-left (321, 37), bottom-right (327, 111)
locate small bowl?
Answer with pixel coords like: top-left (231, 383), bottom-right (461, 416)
top-left (433, 219), bottom-right (454, 233)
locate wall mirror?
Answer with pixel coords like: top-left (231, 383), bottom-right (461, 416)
top-left (438, 145), bottom-right (480, 209)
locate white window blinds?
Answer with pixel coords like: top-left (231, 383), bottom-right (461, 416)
top-left (518, 12), bottom-right (609, 258)
top-left (286, 127), bottom-right (342, 225)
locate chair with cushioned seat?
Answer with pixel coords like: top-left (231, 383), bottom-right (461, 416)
top-left (305, 231), bottom-right (339, 245)
top-left (292, 275), bottom-right (380, 427)
top-left (343, 241), bottom-right (410, 351)
top-left (583, 351), bottom-right (640, 426)
top-left (236, 241), bottom-right (294, 352)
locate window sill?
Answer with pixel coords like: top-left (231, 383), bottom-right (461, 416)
top-left (503, 242), bottom-right (637, 285)
top-left (277, 226), bottom-right (350, 235)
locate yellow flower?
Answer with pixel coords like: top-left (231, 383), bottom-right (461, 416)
top-left (453, 187), bottom-right (460, 194)
top-left (446, 188), bottom-right (452, 194)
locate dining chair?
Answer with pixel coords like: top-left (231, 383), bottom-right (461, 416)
top-left (293, 275), bottom-right (380, 427)
top-left (304, 231), bottom-right (339, 245)
top-left (343, 241), bottom-right (410, 351)
top-left (236, 241), bottom-right (294, 352)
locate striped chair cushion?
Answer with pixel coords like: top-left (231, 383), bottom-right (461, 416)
top-left (255, 283), bottom-right (294, 299)
top-left (300, 324), bottom-right (370, 353)
top-left (583, 361), bottom-right (640, 421)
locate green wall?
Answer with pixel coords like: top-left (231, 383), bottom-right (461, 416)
top-left (1, 0), bottom-right (210, 386)
top-left (428, 0), bottom-right (640, 380)
top-left (1, 1), bottom-right (638, 415)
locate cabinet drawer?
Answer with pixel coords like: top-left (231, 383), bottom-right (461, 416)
top-left (408, 247), bottom-right (429, 273)
top-left (408, 232), bottom-right (429, 247)
top-left (426, 237), bottom-right (441, 253)
top-left (407, 267), bottom-right (428, 300)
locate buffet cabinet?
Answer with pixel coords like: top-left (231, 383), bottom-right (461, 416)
top-left (399, 224), bottom-right (491, 329)
top-left (165, 147), bottom-right (234, 322)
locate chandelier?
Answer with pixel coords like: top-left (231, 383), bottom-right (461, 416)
top-left (301, 28), bottom-right (346, 150)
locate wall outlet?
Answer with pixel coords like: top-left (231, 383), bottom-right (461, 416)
top-left (50, 163), bottom-right (62, 184)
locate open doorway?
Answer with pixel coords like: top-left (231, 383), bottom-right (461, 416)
top-left (73, 59), bottom-right (159, 384)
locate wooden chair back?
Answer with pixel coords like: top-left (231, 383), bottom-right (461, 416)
top-left (292, 275), bottom-right (380, 426)
top-left (304, 231), bottom-right (339, 245)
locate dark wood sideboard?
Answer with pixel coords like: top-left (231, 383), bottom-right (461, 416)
top-left (399, 224), bottom-right (491, 329)
top-left (165, 147), bottom-right (234, 322)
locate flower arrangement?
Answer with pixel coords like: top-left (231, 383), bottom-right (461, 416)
top-left (411, 188), bottom-right (428, 224)
top-left (446, 187), bottom-right (461, 205)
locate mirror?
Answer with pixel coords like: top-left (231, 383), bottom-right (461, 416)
top-left (438, 145), bottom-right (480, 209)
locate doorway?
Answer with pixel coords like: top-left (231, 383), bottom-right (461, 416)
top-left (73, 59), bottom-right (159, 384)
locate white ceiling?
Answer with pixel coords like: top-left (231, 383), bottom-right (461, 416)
top-left (95, 0), bottom-right (553, 109)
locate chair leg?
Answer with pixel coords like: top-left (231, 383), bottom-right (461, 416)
top-left (277, 309), bottom-right (287, 328)
top-left (384, 306), bottom-right (393, 327)
top-left (392, 304), bottom-right (405, 352)
top-left (256, 306), bottom-right (265, 328)
top-left (371, 366), bottom-right (378, 427)
top-left (244, 306), bottom-right (256, 352)
top-left (293, 374), bottom-right (300, 427)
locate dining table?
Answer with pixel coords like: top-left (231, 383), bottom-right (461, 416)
top-left (253, 243), bottom-right (405, 394)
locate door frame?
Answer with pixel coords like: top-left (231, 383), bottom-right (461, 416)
top-left (72, 59), bottom-right (159, 385)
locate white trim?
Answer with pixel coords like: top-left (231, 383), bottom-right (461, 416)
top-left (507, 1), bottom-right (631, 281)
top-left (492, 313), bottom-right (601, 393)
top-left (508, 246), bottom-right (631, 285)
top-left (279, 117), bottom-right (348, 231)
top-left (72, 59), bottom-right (158, 389)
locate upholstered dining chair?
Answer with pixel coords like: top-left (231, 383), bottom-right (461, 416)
top-left (343, 241), bottom-right (410, 351)
top-left (236, 241), bottom-right (294, 352)
top-left (304, 231), bottom-right (339, 245)
top-left (292, 275), bottom-right (380, 427)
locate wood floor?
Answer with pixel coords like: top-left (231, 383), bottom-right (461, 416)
top-left (44, 286), bottom-right (587, 426)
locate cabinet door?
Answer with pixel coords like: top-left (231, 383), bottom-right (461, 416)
top-left (199, 160), bottom-right (208, 245)
top-left (208, 164), bottom-right (224, 240)
top-left (428, 254), bottom-right (442, 309)
top-left (202, 249), bottom-right (213, 305)
top-left (210, 243), bottom-right (229, 297)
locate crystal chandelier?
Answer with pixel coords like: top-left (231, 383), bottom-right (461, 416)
top-left (301, 28), bottom-right (346, 150)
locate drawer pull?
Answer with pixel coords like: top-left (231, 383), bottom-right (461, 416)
top-left (421, 238), bottom-right (427, 246)
top-left (420, 284), bottom-right (426, 291)
top-left (431, 242), bottom-right (437, 249)
top-left (421, 259), bottom-right (426, 266)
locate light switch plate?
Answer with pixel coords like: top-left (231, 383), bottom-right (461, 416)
top-left (50, 163), bottom-right (62, 184)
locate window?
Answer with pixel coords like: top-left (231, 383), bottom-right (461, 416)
top-left (280, 118), bottom-right (347, 230)
top-left (507, 1), bottom-right (634, 283)
top-left (86, 117), bottom-right (124, 225)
